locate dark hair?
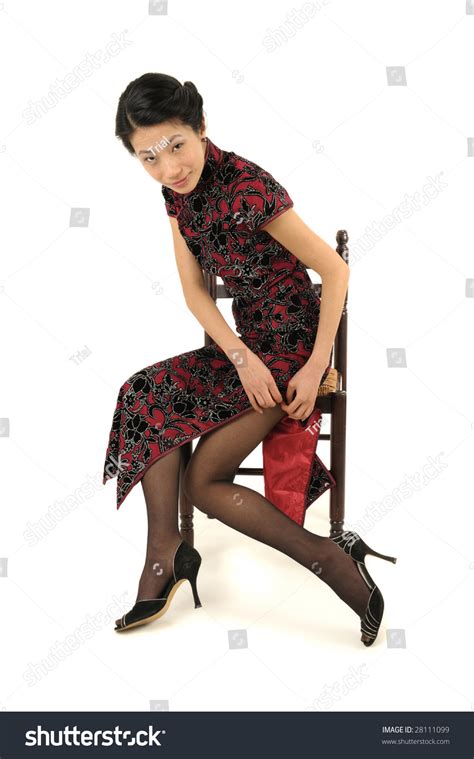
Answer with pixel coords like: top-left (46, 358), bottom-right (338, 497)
top-left (115, 73), bottom-right (205, 156)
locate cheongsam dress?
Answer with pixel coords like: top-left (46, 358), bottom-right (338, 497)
top-left (102, 137), bottom-right (336, 513)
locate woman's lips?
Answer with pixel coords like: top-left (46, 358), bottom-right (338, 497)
top-left (172, 173), bottom-right (190, 187)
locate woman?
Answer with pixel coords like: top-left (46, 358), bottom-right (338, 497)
top-left (103, 73), bottom-right (396, 643)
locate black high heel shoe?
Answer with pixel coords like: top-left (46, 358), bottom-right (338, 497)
top-left (331, 530), bottom-right (397, 646)
top-left (115, 540), bottom-right (202, 632)
top-left (331, 529), bottom-right (397, 566)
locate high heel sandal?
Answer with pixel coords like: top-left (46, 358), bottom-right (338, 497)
top-left (331, 530), bottom-right (397, 647)
top-left (115, 540), bottom-right (202, 632)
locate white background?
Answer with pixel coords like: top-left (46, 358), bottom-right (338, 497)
top-left (1, 0), bottom-right (473, 712)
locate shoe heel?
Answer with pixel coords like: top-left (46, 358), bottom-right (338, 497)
top-left (364, 544), bottom-right (397, 564)
top-left (333, 531), bottom-right (397, 565)
top-left (188, 566), bottom-right (202, 608)
top-left (189, 570), bottom-right (202, 609)
top-left (176, 541), bottom-right (203, 609)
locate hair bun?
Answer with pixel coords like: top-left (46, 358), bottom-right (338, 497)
top-left (116, 73), bottom-right (205, 156)
top-left (182, 81), bottom-right (200, 96)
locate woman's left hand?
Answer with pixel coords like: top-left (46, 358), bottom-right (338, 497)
top-left (280, 362), bottom-right (324, 421)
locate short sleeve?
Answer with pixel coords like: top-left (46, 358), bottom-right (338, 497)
top-left (230, 170), bottom-right (294, 235)
top-left (161, 185), bottom-right (180, 218)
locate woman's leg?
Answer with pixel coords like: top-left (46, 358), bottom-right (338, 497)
top-left (183, 405), bottom-right (371, 627)
top-left (115, 448), bottom-right (182, 627)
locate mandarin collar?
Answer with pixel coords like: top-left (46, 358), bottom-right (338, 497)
top-left (178, 137), bottom-right (223, 199)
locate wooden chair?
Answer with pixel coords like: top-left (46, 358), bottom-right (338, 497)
top-left (178, 230), bottom-right (349, 545)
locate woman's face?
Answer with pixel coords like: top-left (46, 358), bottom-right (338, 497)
top-left (130, 121), bottom-right (207, 193)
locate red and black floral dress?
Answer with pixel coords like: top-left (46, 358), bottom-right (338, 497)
top-left (102, 138), bottom-right (336, 513)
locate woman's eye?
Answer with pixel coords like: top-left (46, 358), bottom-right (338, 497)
top-left (145, 143), bottom-right (183, 164)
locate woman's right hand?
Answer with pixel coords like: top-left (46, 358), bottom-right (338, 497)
top-left (234, 350), bottom-right (283, 414)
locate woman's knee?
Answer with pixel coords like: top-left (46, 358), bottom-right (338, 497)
top-left (182, 459), bottom-right (205, 505)
top-left (182, 469), bottom-right (210, 513)
top-left (182, 463), bottom-right (212, 506)
top-left (120, 360), bottom-right (166, 395)
top-left (183, 455), bottom-right (235, 506)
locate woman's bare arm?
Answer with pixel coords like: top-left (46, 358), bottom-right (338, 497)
top-left (167, 217), bottom-right (282, 411)
top-left (169, 216), bottom-right (251, 368)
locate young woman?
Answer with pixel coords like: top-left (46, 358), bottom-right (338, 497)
top-left (103, 73), bottom-right (396, 643)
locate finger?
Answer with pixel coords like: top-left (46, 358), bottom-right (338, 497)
top-left (300, 409), bottom-right (311, 423)
top-left (286, 386), bottom-right (296, 405)
top-left (248, 393), bottom-right (264, 414)
top-left (254, 388), bottom-right (274, 408)
top-left (254, 393), bottom-right (272, 409)
top-left (270, 382), bottom-right (283, 404)
top-left (262, 388), bottom-right (278, 407)
top-left (287, 400), bottom-right (306, 418)
top-left (283, 398), bottom-right (303, 415)
top-left (252, 393), bottom-right (265, 414)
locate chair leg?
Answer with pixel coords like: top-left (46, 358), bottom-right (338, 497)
top-left (329, 390), bottom-right (347, 538)
top-left (179, 442), bottom-right (195, 547)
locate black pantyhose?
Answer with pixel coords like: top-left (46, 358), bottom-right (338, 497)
top-left (117, 405), bottom-right (371, 639)
top-left (184, 405), bottom-right (371, 632)
top-left (114, 447), bottom-right (183, 628)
